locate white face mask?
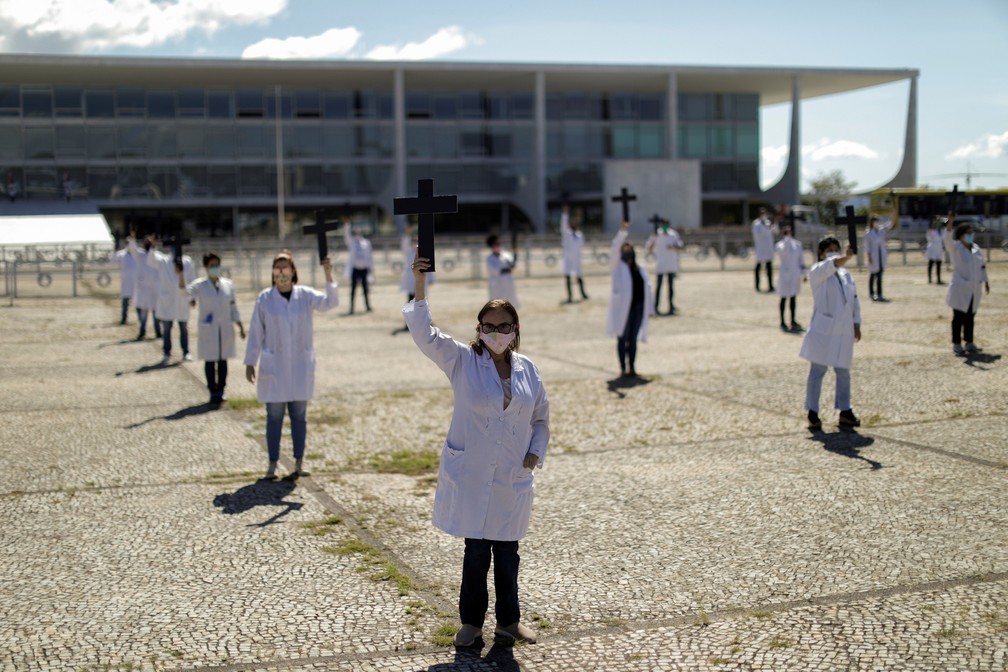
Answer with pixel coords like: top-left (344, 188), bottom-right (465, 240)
top-left (480, 331), bottom-right (515, 355)
top-left (825, 251), bottom-right (841, 261)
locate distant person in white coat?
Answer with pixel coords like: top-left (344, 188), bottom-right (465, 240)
top-left (244, 251), bottom-right (338, 479)
top-left (774, 224), bottom-right (807, 331)
top-left (946, 223), bottom-right (990, 356)
top-left (403, 254), bottom-right (549, 648)
top-left (396, 225), bottom-right (433, 333)
top-left (800, 236), bottom-right (862, 430)
top-left (926, 216), bottom-right (946, 285)
top-left (186, 252), bottom-right (245, 407)
top-left (147, 235), bottom-right (196, 364)
top-left (645, 220), bottom-right (683, 315)
top-left (864, 216), bottom-right (893, 301)
top-left (560, 205), bottom-right (588, 303)
top-left (485, 235), bottom-right (519, 307)
top-left (751, 207), bottom-right (778, 292)
top-left (607, 222), bottom-right (654, 377)
top-left (942, 212), bottom-right (957, 269)
top-left (126, 234), bottom-right (162, 341)
top-left (114, 242), bottom-right (138, 325)
top-left (343, 219), bottom-right (374, 314)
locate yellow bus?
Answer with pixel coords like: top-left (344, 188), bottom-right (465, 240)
top-left (869, 187), bottom-right (1008, 233)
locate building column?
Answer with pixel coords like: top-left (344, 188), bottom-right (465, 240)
top-left (667, 72), bottom-right (678, 159)
top-left (882, 75), bottom-right (917, 189)
top-left (763, 75), bottom-right (801, 207)
top-left (393, 69), bottom-right (407, 230)
top-left (533, 70), bottom-right (547, 233)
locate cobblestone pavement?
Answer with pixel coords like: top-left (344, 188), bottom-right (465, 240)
top-left (1, 260), bottom-right (1005, 671)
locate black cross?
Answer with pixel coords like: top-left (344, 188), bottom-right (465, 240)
top-left (648, 213), bottom-right (666, 233)
top-left (160, 229), bottom-right (190, 265)
top-left (303, 209), bottom-right (341, 264)
top-left (778, 207), bottom-right (798, 236)
top-left (394, 179), bottom-right (458, 273)
top-left (611, 187), bottom-right (637, 224)
top-left (835, 206), bottom-right (866, 255)
top-left (945, 184), bottom-right (960, 216)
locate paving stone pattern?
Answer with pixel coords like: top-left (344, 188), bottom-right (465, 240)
top-left (1, 260), bottom-right (1005, 671)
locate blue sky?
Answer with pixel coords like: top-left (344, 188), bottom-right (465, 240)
top-left (3, 0), bottom-right (1006, 193)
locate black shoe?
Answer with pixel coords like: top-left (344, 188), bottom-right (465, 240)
top-left (838, 409), bottom-right (861, 427)
top-left (807, 410), bottom-right (822, 430)
top-left (780, 322), bottom-right (789, 331)
top-left (790, 321), bottom-right (803, 332)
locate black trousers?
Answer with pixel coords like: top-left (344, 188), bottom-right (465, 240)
top-left (928, 260), bottom-right (942, 283)
top-left (459, 538), bottom-right (520, 628)
top-left (869, 269), bottom-right (885, 298)
top-left (654, 272), bottom-right (676, 312)
top-left (349, 268), bottom-right (370, 311)
top-left (204, 360), bottom-right (228, 400)
top-left (755, 262), bottom-right (773, 290)
top-left (951, 300), bottom-right (975, 345)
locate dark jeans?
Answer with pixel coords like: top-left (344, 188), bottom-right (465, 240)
top-left (459, 538), bottom-right (520, 628)
top-left (120, 297), bottom-right (132, 324)
top-left (952, 300), bottom-right (975, 345)
top-left (617, 302), bottom-right (645, 373)
top-left (869, 269), bottom-right (885, 298)
top-left (349, 267), bottom-right (370, 311)
top-left (928, 260), bottom-right (942, 283)
top-left (755, 262), bottom-right (773, 290)
top-left (654, 272), bottom-right (676, 312)
top-left (137, 308), bottom-right (161, 338)
top-left (204, 360), bottom-right (228, 401)
top-left (161, 320), bottom-right (189, 358)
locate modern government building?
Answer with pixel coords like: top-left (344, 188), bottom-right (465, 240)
top-left (0, 54), bottom-right (918, 240)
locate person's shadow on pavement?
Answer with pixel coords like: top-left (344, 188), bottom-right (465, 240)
top-left (606, 374), bottom-right (653, 399)
top-left (124, 402), bottom-right (214, 429)
top-left (213, 478), bottom-right (304, 527)
top-left (963, 350), bottom-right (1001, 371)
top-left (427, 642), bottom-right (520, 671)
top-left (807, 429), bottom-right (881, 470)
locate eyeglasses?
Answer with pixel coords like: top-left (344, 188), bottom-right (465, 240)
top-left (480, 322), bottom-right (515, 335)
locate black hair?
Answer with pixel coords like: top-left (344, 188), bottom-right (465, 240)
top-left (203, 252), bottom-right (221, 267)
top-left (954, 223), bottom-right (972, 241)
top-left (486, 234), bottom-right (500, 248)
top-left (816, 235), bottom-right (841, 261)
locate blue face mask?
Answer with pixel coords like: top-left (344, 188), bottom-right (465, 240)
top-left (963, 233), bottom-right (975, 245)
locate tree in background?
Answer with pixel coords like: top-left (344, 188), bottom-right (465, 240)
top-left (803, 170), bottom-right (858, 226)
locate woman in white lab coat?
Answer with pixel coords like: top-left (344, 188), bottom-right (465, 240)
top-left (645, 221), bottom-right (683, 315)
top-left (114, 243), bottom-right (137, 326)
top-left (946, 223), bottom-right (990, 356)
top-left (751, 207), bottom-right (778, 291)
top-left (127, 235), bottom-right (162, 341)
top-left (560, 205), bottom-right (588, 302)
top-left (244, 251), bottom-right (338, 479)
top-left (607, 222), bottom-right (654, 377)
top-left (404, 254), bottom-right (549, 648)
top-left (864, 216), bottom-right (892, 301)
top-left (774, 224), bottom-right (806, 331)
top-left (186, 252), bottom-right (245, 406)
top-left (925, 216), bottom-right (946, 285)
top-left (147, 235), bottom-right (196, 364)
top-left (485, 234), bottom-right (519, 307)
top-left (799, 236), bottom-right (862, 430)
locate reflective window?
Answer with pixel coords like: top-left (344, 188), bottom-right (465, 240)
top-left (702, 163), bottom-right (735, 191)
top-left (286, 125), bottom-right (322, 158)
top-left (55, 126), bottom-right (86, 158)
top-left (290, 165), bottom-right (322, 195)
top-left (433, 126), bottom-right (458, 158)
top-left (736, 163), bottom-right (758, 191)
top-left (206, 126), bottom-right (235, 159)
top-left (207, 91), bottom-right (231, 119)
top-left (323, 164), bottom-right (350, 195)
top-left (638, 126), bottom-right (664, 158)
top-left (609, 94), bottom-right (637, 121)
top-left (209, 167), bottom-right (236, 197)
top-left (679, 93), bottom-right (709, 122)
top-left (0, 86), bottom-right (19, 116)
top-left (638, 95), bottom-right (664, 121)
top-left (24, 127), bottom-right (54, 159)
top-left (323, 92), bottom-right (351, 119)
top-left (147, 167), bottom-right (179, 199)
top-left (265, 91), bottom-right (292, 119)
top-left (178, 89), bottom-right (205, 118)
top-left (54, 87), bottom-right (83, 117)
top-left (25, 168), bottom-right (57, 198)
top-left (177, 126), bottom-right (205, 158)
top-left (488, 131), bottom-right (512, 158)
top-left (460, 127), bottom-right (485, 157)
top-left (237, 90), bottom-right (264, 118)
top-left (736, 125), bottom-right (758, 158)
top-left (355, 125), bottom-right (392, 157)
top-left (510, 92), bottom-right (533, 120)
top-left (711, 94), bottom-right (733, 122)
top-left (85, 91), bottom-right (115, 118)
top-left (355, 164), bottom-right (391, 194)
top-left (117, 88), bottom-right (145, 117)
top-left (611, 126), bottom-right (636, 158)
top-left (432, 94), bottom-right (457, 120)
top-left (563, 124), bottom-right (588, 158)
top-left (459, 91), bottom-right (482, 119)
top-left (710, 127), bottom-right (734, 157)
top-left (87, 127), bottom-right (116, 159)
top-left (406, 125), bottom-right (432, 157)
top-left (0, 127), bottom-right (21, 159)
top-left (407, 92), bottom-right (431, 119)
top-left (147, 124), bottom-right (177, 159)
top-left (294, 89), bottom-right (320, 118)
top-left (88, 167), bottom-right (117, 199)
top-left (61, 168), bottom-right (87, 199)
top-left (179, 166), bottom-right (208, 197)
top-left (735, 94), bottom-right (758, 122)
top-left (239, 166), bottom-right (267, 195)
top-left (117, 125), bottom-right (146, 158)
top-left (237, 125), bottom-right (264, 157)
top-left (147, 91), bottom-right (176, 119)
top-left (511, 126), bottom-right (534, 159)
top-left (116, 167), bottom-right (149, 196)
top-left (322, 125), bottom-right (352, 156)
top-left (23, 89), bottom-right (53, 118)
top-left (486, 92), bottom-right (508, 120)
top-left (680, 126), bottom-right (707, 158)
top-left (355, 90), bottom-right (393, 119)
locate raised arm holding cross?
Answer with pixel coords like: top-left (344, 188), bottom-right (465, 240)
top-left (394, 178), bottom-right (458, 273)
top-left (303, 210), bottom-right (341, 264)
top-left (611, 187), bottom-right (637, 225)
top-left (835, 206), bottom-right (867, 256)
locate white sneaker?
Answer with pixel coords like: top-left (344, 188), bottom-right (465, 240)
top-left (183, 353), bottom-right (193, 361)
top-left (160, 355), bottom-right (171, 365)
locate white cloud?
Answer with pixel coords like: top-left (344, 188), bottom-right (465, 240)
top-left (945, 131), bottom-right (1008, 160)
top-left (242, 27), bottom-right (362, 59)
top-left (761, 144), bottom-right (789, 170)
top-left (365, 26), bottom-right (471, 61)
top-left (0, 0), bottom-right (287, 51)
top-left (802, 138), bottom-right (880, 162)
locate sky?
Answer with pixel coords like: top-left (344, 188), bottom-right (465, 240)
top-left (1, 0), bottom-right (1006, 194)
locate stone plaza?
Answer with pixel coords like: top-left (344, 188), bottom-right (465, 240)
top-left (1, 254), bottom-right (1006, 671)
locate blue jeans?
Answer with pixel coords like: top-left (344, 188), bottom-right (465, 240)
top-left (120, 297), bottom-right (130, 324)
top-left (805, 362), bottom-right (851, 412)
top-left (265, 400), bottom-right (308, 463)
top-left (459, 538), bottom-right (520, 628)
top-left (160, 320), bottom-right (189, 358)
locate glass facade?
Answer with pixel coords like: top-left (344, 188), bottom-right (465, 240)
top-left (677, 93), bottom-right (760, 192)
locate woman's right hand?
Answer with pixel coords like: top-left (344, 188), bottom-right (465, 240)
top-left (245, 365), bottom-right (256, 383)
top-left (412, 251), bottom-right (430, 301)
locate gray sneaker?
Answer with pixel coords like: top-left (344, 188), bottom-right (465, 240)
top-left (965, 342), bottom-right (978, 353)
top-left (495, 621), bottom-right (537, 644)
top-left (264, 461), bottom-right (277, 479)
top-left (453, 624), bottom-right (482, 647)
top-left (953, 344), bottom-right (965, 356)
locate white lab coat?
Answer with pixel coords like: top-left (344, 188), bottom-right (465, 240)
top-left (187, 277), bottom-right (242, 361)
top-left (751, 216), bottom-right (778, 263)
top-left (946, 242), bottom-right (988, 313)
top-left (243, 282), bottom-right (339, 403)
top-left (147, 248), bottom-right (195, 322)
top-left (926, 229), bottom-right (945, 261)
top-left (126, 239), bottom-right (161, 311)
top-left (344, 225), bottom-right (374, 282)
top-left (399, 234), bottom-right (435, 295)
top-left (606, 230), bottom-right (653, 340)
top-left (115, 248), bottom-right (137, 299)
top-left (560, 211), bottom-right (584, 277)
top-left (799, 257), bottom-right (861, 369)
top-left (864, 222), bottom-right (892, 273)
top-left (646, 228), bottom-right (683, 274)
top-left (486, 251), bottom-right (519, 306)
top-left (774, 236), bottom-right (806, 298)
top-left (402, 298), bottom-right (549, 541)
top-left (942, 227), bottom-right (957, 266)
